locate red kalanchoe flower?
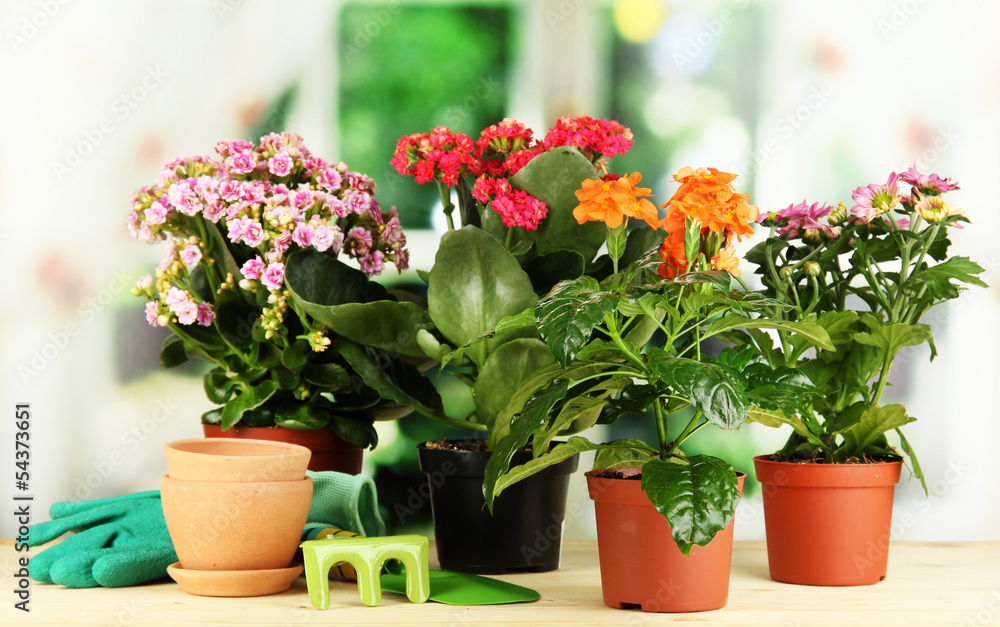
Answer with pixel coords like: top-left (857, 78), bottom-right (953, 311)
top-left (472, 175), bottom-right (549, 231)
top-left (391, 127), bottom-right (475, 188)
top-left (473, 118), bottom-right (539, 177)
top-left (542, 116), bottom-right (634, 163)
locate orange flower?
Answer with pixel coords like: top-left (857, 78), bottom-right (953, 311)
top-left (660, 167), bottom-right (758, 242)
top-left (574, 172), bottom-right (659, 229)
top-left (711, 243), bottom-right (741, 277)
top-left (657, 230), bottom-right (687, 279)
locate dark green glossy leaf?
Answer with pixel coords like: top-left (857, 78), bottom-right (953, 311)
top-left (641, 455), bottom-right (740, 555)
top-left (524, 250), bottom-right (586, 296)
top-left (337, 340), bottom-right (445, 421)
top-left (220, 380), bottom-right (279, 430)
top-left (704, 315), bottom-right (835, 351)
top-left (204, 367), bottom-right (238, 404)
top-left (285, 249), bottom-right (389, 306)
top-left (281, 340), bottom-right (310, 369)
top-left (592, 438), bottom-right (659, 469)
top-left (483, 380), bottom-right (569, 510)
top-left (646, 350), bottom-right (748, 429)
top-left (598, 384), bottom-right (661, 424)
top-left (536, 276), bottom-right (619, 368)
top-left (329, 418), bottom-right (379, 450)
top-left (834, 404), bottom-right (913, 461)
top-left (303, 362), bottom-right (351, 389)
top-left (274, 403), bottom-right (331, 430)
top-left (160, 335), bottom-right (188, 369)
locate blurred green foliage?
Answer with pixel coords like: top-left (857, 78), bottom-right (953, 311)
top-left (338, 4), bottom-right (514, 228)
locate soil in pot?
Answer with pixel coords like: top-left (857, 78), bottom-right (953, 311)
top-left (587, 468), bottom-right (746, 613)
top-left (417, 440), bottom-right (579, 575)
top-left (203, 425), bottom-right (362, 474)
top-left (754, 455), bottom-right (902, 586)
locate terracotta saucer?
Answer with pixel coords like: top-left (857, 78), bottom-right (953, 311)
top-left (166, 562), bottom-right (304, 597)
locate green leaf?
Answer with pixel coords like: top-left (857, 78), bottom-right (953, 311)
top-left (647, 350), bottom-right (748, 429)
top-left (510, 146), bottom-right (605, 259)
top-left (416, 329), bottom-right (452, 362)
top-left (745, 406), bottom-right (827, 449)
top-left (598, 384), bottom-right (661, 424)
top-left (483, 380), bottom-right (569, 510)
top-left (592, 438), bottom-right (658, 469)
top-left (303, 300), bottom-right (432, 358)
top-left (160, 335), bottom-right (188, 369)
top-left (742, 363), bottom-right (817, 417)
top-left (220, 380), bottom-right (279, 430)
top-left (214, 291), bottom-right (260, 349)
top-left (204, 368), bottom-right (237, 404)
top-left (302, 362), bottom-right (351, 389)
top-left (274, 403), bottom-right (331, 430)
top-left (329, 417), bottom-right (379, 450)
top-left (834, 404), bottom-right (914, 461)
top-left (285, 249), bottom-right (388, 304)
top-left (641, 456), bottom-right (740, 555)
top-left (474, 338), bottom-right (557, 432)
top-left (281, 340), bottom-right (310, 369)
top-left (415, 269), bottom-right (431, 284)
top-left (488, 436), bottom-right (615, 504)
top-left (896, 428), bottom-right (927, 495)
top-left (909, 256), bottom-right (987, 300)
top-left (427, 226), bottom-right (538, 366)
top-left (606, 222), bottom-right (627, 262)
top-left (524, 250), bottom-right (586, 296)
top-left (535, 396), bottom-right (607, 452)
top-left (536, 276), bottom-right (620, 368)
top-left (852, 318), bottom-right (932, 363)
top-left (336, 340), bottom-right (445, 421)
top-left (704, 316), bottom-right (835, 351)
top-left (440, 308), bottom-right (537, 368)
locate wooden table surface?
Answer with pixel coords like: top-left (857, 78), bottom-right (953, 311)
top-left (2, 539), bottom-right (998, 626)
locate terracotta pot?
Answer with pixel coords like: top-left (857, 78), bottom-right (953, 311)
top-left (417, 441), bottom-right (579, 574)
top-left (203, 424), bottom-right (362, 474)
top-left (160, 475), bottom-right (313, 571)
top-left (164, 438), bottom-right (310, 482)
top-left (587, 469), bottom-right (746, 613)
top-left (754, 455), bottom-right (902, 586)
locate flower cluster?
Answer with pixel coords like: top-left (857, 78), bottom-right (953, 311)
top-left (394, 116), bottom-right (635, 233)
top-left (659, 167), bottom-right (759, 279)
top-left (572, 172), bottom-right (659, 230)
top-left (390, 127), bottom-right (476, 188)
top-left (129, 132), bottom-right (408, 332)
top-left (760, 164), bottom-right (965, 247)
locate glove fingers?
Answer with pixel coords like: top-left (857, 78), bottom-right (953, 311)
top-left (49, 491), bottom-right (161, 519)
top-left (30, 501), bottom-right (137, 545)
top-left (92, 544), bottom-right (178, 587)
top-left (29, 526), bottom-right (119, 583)
top-left (48, 548), bottom-right (113, 588)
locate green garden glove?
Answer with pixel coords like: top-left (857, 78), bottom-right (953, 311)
top-left (27, 491), bottom-right (176, 588)
top-left (305, 470), bottom-right (386, 537)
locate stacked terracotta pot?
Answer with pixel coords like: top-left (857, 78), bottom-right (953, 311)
top-left (161, 438), bottom-right (314, 597)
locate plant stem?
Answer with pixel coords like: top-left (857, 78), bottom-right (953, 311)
top-left (671, 411), bottom-right (704, 453)
top-left (505, 227), bottom-right (513, 250)
top-left (653, 397), bottom-right (670, 456)
top-left (436, 180), bottom-right (456, 230)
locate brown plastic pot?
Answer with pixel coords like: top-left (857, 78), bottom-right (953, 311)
top-left (160, 475), bottom-right (313, 571)
top-left (164, 438), bottom-right (310, 483)
top-left (203, 424), bottom-right (362, 474)
top-left (586, 468), bottom-right (746, 613)
top-left (754, 455), bottom-right (902, 586)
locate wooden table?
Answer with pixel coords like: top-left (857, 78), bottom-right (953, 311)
top-left (2, 540), bottom-right (998, 626)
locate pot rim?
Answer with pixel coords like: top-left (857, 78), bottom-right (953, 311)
top-left (753, 454), bottom-right (903, 488)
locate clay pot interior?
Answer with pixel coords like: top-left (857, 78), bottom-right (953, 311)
top-left (160, 475), bottom-right (313, 571)
top-left (164, 438), bottom-right (310, 482)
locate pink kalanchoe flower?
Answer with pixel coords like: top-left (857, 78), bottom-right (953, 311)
top-left (144, 301), bottom-right (161, 327)
top-left (203, 201), bottom-right (225, 223)
top-left (312, 225), bottom-right (343, 253)
top-left (343, 189), bottom-right (372, 215)
top-left (219, 179), bottom-right (243, 202)
top-left (144, 199), bottom-right (170, 226)
top-left (165, 286), bottom-right (188, 307)
top-left (317, 168), bottom-right (343, 192)
top-left (173, 300), bottom-right (199, 325)
top-left (227, 216), bottom-right (253, 243)
top-left (360, 250), bottom-right (385, 277)
top-left (180, 245), bottom-right (202, 265)
top-left (196, 302), bottom-right (215, 326)
top-left (850, 173), bottom-right (901, 223)
top-left (261, 262), bottom-right (285, 291)
top-left (899, 163), bottom-right (959, 193)
top-left (268, 151), bottom-right (294, 177)
top-left (491, 189), bottom-right (548, 231)
top-left (394, 248), bottom-right (410, 272)
top-left (240, 257), bottom-right (264, 281)
top-left (242, 222), bottom-right (267, 247)
top-left (292, 223), bottom-right (315, 248)
top-left (347, 227), bottom-right (373, 257)
top-left (346, 171), bottom-right (376, 193)
top-left (167, 180), bottom-right (202, 216)
top-left (326, 197), bottom-right (347, 218)
top-left (382, 214), bottom-right (406, 250)
top-left (229, 149), bottom-right (258, 175)
top-left (135, 274), bottom-right (153, 290)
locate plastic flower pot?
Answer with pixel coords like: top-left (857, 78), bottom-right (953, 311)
top-left (753, 455), bottom-right (902, 586)
top-left (586, 469), bottom-right (746, 613)
top-left (203, 425), bottom-right (362, 474)
top-left (416, 441), bottom-right (579, 574)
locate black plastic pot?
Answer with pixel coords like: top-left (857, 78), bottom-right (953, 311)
top-left (416, 441), bottom-right (579, 574)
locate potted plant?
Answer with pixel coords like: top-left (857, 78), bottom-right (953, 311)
top-left (480, 166), bottom-right (832, 611)
top-left (743, 166), bottom-right (986, 585)
top-left (391, 117), bottom-right (665, 573)
top-left (129, 132), bottom-right (444, 473)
